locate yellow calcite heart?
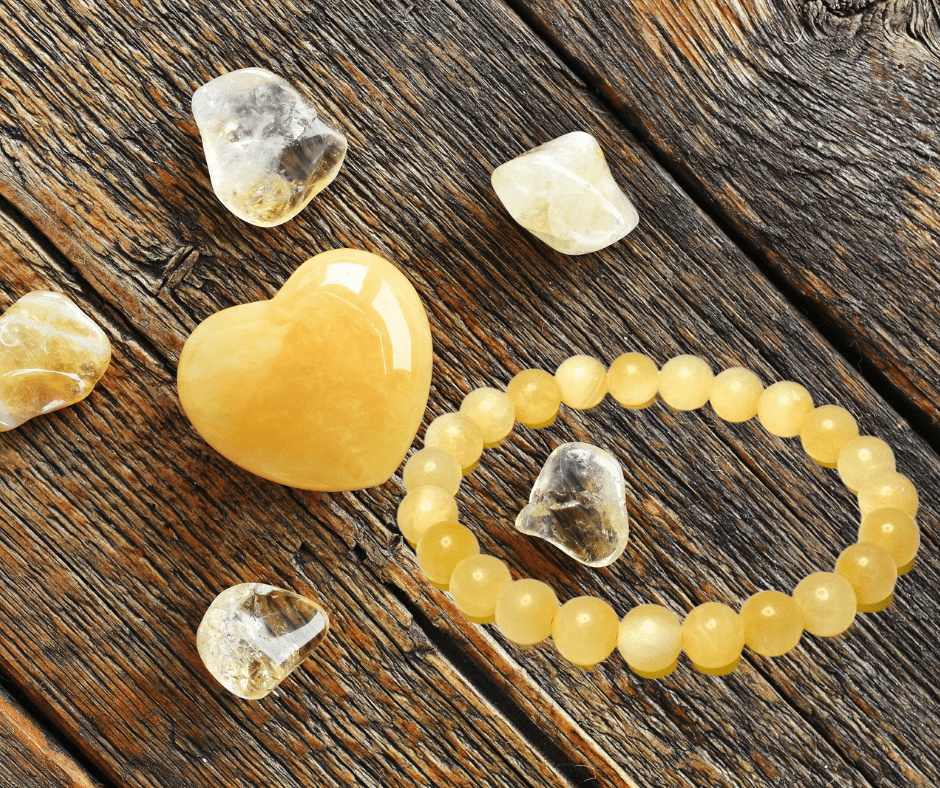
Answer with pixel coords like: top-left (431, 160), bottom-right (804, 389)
top-left (177, 249), bottom-right (433, 491)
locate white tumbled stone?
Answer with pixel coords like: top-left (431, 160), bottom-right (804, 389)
top-left (192, 68), bottom-right (347, 227)
top-left (491, 131), bottom-right (639, 255)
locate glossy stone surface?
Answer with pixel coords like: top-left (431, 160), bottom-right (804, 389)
top-left (449, 555), bottom-right (512, 624)
top-left (741, 590), bottom-right (803, 657)
top-left (495, 579), bottom-right (559, 646)
top-left (681, 602), bottom-right (745, 672)
top-left (792, 572), bottom-right (857, 637)
top-left (515, 442), bottom-right (629, 567)
top-left (617, 604), bottom-right (682, 677)
top-left (192, 68), bottom-right (347, 226)
top-left (197, 583), bottom-right (329, 700)
top-left (0, 291), bottom-right (110, 431)
top-left (492, 131), bottom-right (639, 255)
top-left (177, 249), bottom-right (432, 491)
top-left (552, 596), bottom-right (619, 667)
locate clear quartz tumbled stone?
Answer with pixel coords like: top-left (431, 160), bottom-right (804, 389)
top-left (192, 67), bottom-right (347, 226)
top-left (196, 583), bottom-right (329, 700)
top-left (515, 442), bottom-right (630, 567)
top-left (491, 131), bottom-right (639, 254)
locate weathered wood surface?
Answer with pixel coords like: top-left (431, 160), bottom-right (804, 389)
top-left (0, 1), bottom-right (937, 787)
top-left (0, 683), bottom-right (102, 788)
top-left (509, 0), bottom-right (940, 435)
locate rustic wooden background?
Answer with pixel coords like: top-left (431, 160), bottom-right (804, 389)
top-left (0, 0), bottom-right (937, 786)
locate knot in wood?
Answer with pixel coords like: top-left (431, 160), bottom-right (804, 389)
top-left (821, 0), bottom-right (877, 16)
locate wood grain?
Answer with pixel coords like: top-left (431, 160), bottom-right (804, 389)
top-left (0, 0), bottom-right (937, 787)
top-left (508, 0), bottom-right (940, 435)
top-left (0, 683), bottom-right (103, 788)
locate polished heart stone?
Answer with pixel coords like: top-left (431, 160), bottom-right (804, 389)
top-left (197, 583), bottom-right (329, 700)
top-left (515, 442), bottom-right (630, 567)
top-left (192, 67), bottom-right (347, 226)
top-left (0, 291), bottom-right (110, 431)
top-left (177, 248), bottom-right (433, 491)
top-left (492, 131), bottom-right (639, 255)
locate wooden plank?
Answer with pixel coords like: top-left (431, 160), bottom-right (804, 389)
top-left (0, 206), bottom-right (587, 788)
top-left (0, 1), bottom-right (937, 787)
top-left (505, 0), bottom-right (940, 432)
top-left (0, 683), bottom-right (104, 788)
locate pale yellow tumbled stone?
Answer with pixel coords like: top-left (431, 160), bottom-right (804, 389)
top-left (857, 470), bottom-right (919, 518)
top-left (552, 596), bottom-right (620, 667)
top-left (491, 131), bottom-right (639, 255)
top-left (0, 291), bottom-right (111, 432)
top-left (397, 485), bottom-right (458, 547)
top-left (681, 602), bottom-right (745, 671)
top-left (495, 579), bottom-right (559, 646)
top-left (506, 369), bottom-right (562, 428)
top-left (617, 604), bottom-right (682, 677)
top-left (835, 542), bottom-right (897, 607)
top-left (607, 352), bottom-right (659, 409)
top-left (555, 355), bottom-right (608, 409)
top-left (460, 387), bottom-right (516, 446)
top-left (416, 522), bottom-right (479, 587)
top-left (709, 367), bottom-right (763, 423)
top-left (837, 436), bottom-right (895, 493)
top-left (858, 508), bottom-right (920, 568)
top-left (658, 355), bottom-right (713, 411)
top-left (741, 590), bottom-right (804, 657)
top-left (800, 405), bottom-right (859, 468)
top-left (792, 572), bottom-right (857, 637)
top-left (424, 413), bottom-right (484, 473)
top-left (757, 381), bottom-right (814, 438)
top-left (197, 583), bottom-right (329, 700)
top-left (449, 555), bottom-right (512, 624)
top-left (402, 447), bottom-right (463, 496)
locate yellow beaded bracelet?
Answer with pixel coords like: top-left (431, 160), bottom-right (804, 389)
top-left (397, 353), bottom-right (921, 676)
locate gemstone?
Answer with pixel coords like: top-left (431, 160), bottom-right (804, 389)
top-left (192, 67), bottom-right (347, 227)
top-left (197, 583), bottom-right (329, 700)
top-left (515, 442), bottom-right (630, 567)
top-left (177, 248), bottom-right (433, 491)
top-left (491, 131), bottom-right (639, 255)
top-left (0, 291), bottom-right (110, 431)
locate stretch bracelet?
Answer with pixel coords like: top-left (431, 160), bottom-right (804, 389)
top-left (397, 354), bottom-right (921, 676)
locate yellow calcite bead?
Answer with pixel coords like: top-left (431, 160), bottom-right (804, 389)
top-left (741, 590), bottom-right (804, 657)
top-left (449, 555), bottom-right (512, 624)
top-left (709, 367), bottom-right (763, 423)
top-left (0, 291), bottom-right (111, 432)
top-left (416, 522), bottom-right (479, 587)
top-left (402, 447), bottom-right (463, 496)
top-left (858, 508), bottom-right (920, 568)
top-left (658, 355), bottom-right (714, 411)
top-left (495, 579), bottom-right (559, 645)
top-left (555, 355), bottom-right (608, 409)
top-left (792, 572), bottom-right (857, 637)
top-left (607, 352), bottom-right (659, 408)
top-left (835, 542), bottom-right (897, 607)
top-left (177, 249), bottom-right (433, 491)
top-left (681, 602), bottom-right (745, 671)
top-left (617, 604), bottom-right (682, 677)
top-left (799, 405), bottom-right (859, 467)
top-left (460, 387), bottom-right (515, 446)
top-left (552, 596), bottom-right (619, 667)
top-left (757, 381), bottom-right (814, 438)
top-left (837, 436), bottom-right (895, 493)
top-left (506, 369), bottom-right (562, 428)
top-left (857, 470), bottom-right (919, 517)
top-left (424, 413), bottom-right (484, 473)
top-left (397, 486), bottom-right (458, 547)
